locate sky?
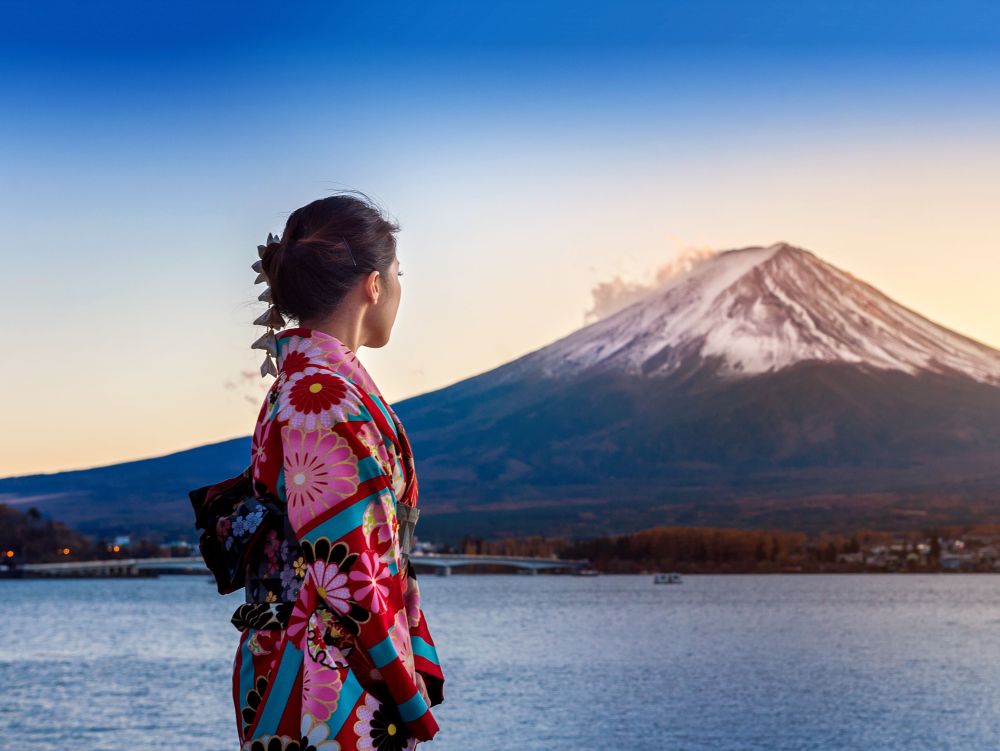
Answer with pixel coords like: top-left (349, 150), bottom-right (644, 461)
top-left (2, 1), bottom-right (1000, 476)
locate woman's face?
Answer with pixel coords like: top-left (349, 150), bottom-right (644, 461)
top-left (366, 255), bottom-right (402, 347)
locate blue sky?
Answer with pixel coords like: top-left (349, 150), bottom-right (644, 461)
top-left (3, 1), bottom-right (1000, 474)
top-left (4, 1), bottom-right (1000, 57)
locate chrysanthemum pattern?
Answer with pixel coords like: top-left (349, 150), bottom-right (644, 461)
top-left (277, 369), bottom-right (364, 431)
top-left (302, 654), bottom-right (344, 722)
top-left (282, 426), bottom-right (359, 531)
top-left (301, 711), bottom-right (343, 751)
top-left (353, 694), bottom-right (416, 751)
top-left (311, 559), bottom-right (352, 616)
top-left (236, 327), bottom-right (443, 751)
top-left (349, 550), bottom-right (391, 616)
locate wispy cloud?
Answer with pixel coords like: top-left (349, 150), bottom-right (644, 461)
top-left (584, 239), bottom-right (718, 323)
top-left (223, 369), bottom-right (269, 406)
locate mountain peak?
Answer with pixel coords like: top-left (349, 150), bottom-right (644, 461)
top-left (512, 242), bottom-right (1000, 385)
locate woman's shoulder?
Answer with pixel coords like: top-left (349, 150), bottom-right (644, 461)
top-left (259, 363), bottom-right (373, 429)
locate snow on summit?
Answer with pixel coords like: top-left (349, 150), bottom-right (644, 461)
top-left (521, 242), bottom-right (1000, 384)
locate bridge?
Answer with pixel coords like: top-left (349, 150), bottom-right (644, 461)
top-left (7, 557), bottom-right (205, 578)
top-left (407, 552), bottom-right (592, 576)
top-left (3, 552), bottom-right (592, 578)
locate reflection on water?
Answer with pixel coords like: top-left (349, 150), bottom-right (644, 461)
top-left (3, 573), bottom-right (1000, 750)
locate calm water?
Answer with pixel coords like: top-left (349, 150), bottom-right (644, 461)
top-left (3, 573), bottom-right (1000, 750)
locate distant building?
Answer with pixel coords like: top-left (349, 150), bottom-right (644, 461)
top-left (940, 553), bottom-right (975, 571)
top-left (836, 552), bottom-right (864, 564)
top-left (156, 540), bottom-right (191, 557)
top-left (965, 534), bottom-right (995, 545)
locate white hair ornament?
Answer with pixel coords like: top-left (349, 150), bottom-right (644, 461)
top-left (251, 232), bottom-right (284, 378)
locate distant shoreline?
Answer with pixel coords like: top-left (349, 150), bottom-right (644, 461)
top-left (4, 567), bottom-right (999, 580)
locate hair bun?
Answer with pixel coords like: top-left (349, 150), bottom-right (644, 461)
top-left (254, 191), bottom-right (400, 343)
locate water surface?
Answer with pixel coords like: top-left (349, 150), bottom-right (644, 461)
top-left (3, 573), bottom-right (999, 750)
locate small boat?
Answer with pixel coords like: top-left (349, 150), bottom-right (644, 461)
top-left (573, 567), bottom-right (600, 576)
top-left (653, 572), bottom-right (682, 584)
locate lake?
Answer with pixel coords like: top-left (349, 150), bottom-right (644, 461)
top-left (3, 573), bottom-right (1000, 750)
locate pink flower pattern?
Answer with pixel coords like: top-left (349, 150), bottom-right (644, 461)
top-left (281, 426), bottom-right (359, 531)
top-left (301, 653), bottom-right (344, 722)
top-left (235, 327), bottom-right (443, 749)
top-left (311, 559), bottom-right (352, 615)
top-left (390, 608), bottom-right (415, 679)
top-left (276, 367), bottom-right (364, 431)
top-left (349, 550), bottom-right (390, 615)
top-left (252, 417), bottom-right (271, 464)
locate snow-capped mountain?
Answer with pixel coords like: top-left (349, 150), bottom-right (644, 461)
top-left (388, 241), bottom-right (1000, 536)
top-left (513, 242), bottom-right (1000, 384)
top-left (6, 241), bottom-right (1000, 542)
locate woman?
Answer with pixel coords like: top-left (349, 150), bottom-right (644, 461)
top-left (231, 192), bottom-right (445, 750)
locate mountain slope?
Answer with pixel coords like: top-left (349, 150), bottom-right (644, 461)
top-left (0, 438), bottom-right (249, 540)
top-left (4, 241), bottom-right (1000, 542)
top-left (390, 242), bottom-right (1000, 537)
top-left (495, 242), bottom-right (1000, 383)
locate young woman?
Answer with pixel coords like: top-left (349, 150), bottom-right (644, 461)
top-left (231, 192), bottom-right (445, 750)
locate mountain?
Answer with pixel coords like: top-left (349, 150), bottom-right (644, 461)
top-left (389, 242), bottom-right (1000, 539)
top-left (0, 439), bottom-right (250, 541)
top-left (507, 243), bottom-right (1000, 384)
top-left (4, 242), bottom-right (1000, 543)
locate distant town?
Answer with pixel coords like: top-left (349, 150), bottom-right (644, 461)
top-left (7, 493), bottom-right (1000, 575)
top-left (550, 524), bottom-right (1000, 574)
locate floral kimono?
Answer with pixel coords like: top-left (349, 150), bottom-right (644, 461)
top-left (231, 327), bottom-right (445, 750)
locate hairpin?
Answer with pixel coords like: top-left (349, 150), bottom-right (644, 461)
top-left (343, 238), bottom-right (358, 267)
top-left (251, 232), bottom-right (284, 378)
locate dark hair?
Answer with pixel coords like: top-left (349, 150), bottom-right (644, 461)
top-left (259, 190), bottom-right (400, 324)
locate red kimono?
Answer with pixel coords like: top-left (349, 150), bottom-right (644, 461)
top-left (231, 327), bottom-right (445, 750)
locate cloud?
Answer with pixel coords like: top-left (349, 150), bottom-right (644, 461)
top-left (584, 277), bottom-right (655, 324)
top-left (584, 239), bottom-right (718, 323)
top-left (224, 369), bottom-right (271, 406)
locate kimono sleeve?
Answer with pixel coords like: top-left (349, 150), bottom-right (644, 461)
top-left (278, 380), bottom-right (440, 742)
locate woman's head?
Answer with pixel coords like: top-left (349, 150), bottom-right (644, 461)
top-left (259, 191), bottom-right (402, 348)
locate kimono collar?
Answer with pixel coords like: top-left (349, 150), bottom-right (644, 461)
top-left (275, 326), bottom-right (383, 398)
top-left (274, 326), bottom-right (420, 507)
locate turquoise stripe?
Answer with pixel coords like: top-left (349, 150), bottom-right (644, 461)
top-left (253, 640), bottom-right (303, 737)
top-left (358, 455), bottom-right (386, 482)
top-left (276, 466), bottom-right (286, 503)
top-left (397, 688), bottom-right (429, 722)
top-left (327, 669), bottom-right (364, 736)
top-left (300, 493), bottom-right (376, 545)
top-left (411, 636), bottom-right (440, 666)
top-left (366, 393), bottom-right (398, 438)
top-left (328, 374), bottom-right (370, 421)
top-left (345, 404), bottom-right (372, 423)
top-left (238, 632), bottom-right (256, 709)
top-left (367, 634), bottom-right (398, 668)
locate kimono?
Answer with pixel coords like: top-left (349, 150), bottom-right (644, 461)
top-left (229, 327), bottom-right (445, 751)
